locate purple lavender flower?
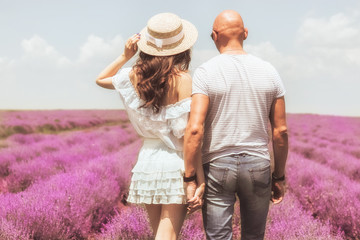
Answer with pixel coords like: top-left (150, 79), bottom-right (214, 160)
top-left (97, 206), bottom-right (153, 240)
top-left (0, 218), bottom-right (30, 240)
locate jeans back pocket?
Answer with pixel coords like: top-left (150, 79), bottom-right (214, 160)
top-left (204, 162), bottom-right (229, 194)
top-left (248, 163), bottom-right (271, 196)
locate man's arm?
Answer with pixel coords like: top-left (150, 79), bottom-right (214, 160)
top-left (183, 93), bottom-right (209, 211)
top-left (269, 96), bottom-right (288, 204)
top-left (184, 93), bottom-right (209, 177)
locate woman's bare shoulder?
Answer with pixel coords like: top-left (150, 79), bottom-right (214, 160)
top-left (177, 71), bottom-right (192, 84)
top-left (129, 68), bottom-right (138, 85)
top-left (176, 71), bottom-right (192, 100)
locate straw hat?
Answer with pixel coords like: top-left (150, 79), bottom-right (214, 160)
top-left (137, 13), bottom-right (198, 56)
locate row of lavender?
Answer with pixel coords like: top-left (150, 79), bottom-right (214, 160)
top-left (0, 123), bottom-right (138, 193)
top-left (0, 110), bottom-right (128, 138)
top-left (1, 111), bottom-right (358, 239)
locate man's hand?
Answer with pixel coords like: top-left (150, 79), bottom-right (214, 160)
top-left (271, 180), bottom-right (285, 204)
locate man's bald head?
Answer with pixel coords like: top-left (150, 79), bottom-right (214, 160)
top-left (213, 10), bottom-right (244, 32)
top-left (212, 10), bottom-right (248, 52)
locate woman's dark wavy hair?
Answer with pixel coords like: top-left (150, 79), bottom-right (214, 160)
top-left (133, 49), bottom-right (191, 113)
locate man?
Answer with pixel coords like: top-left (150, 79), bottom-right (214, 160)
top-left (184, 10), bottom-right (288, 240)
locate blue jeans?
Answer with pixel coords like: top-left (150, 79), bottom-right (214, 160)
top-left (202, 153), bottom-right (271, 240)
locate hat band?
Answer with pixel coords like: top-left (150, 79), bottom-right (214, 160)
top-left (145, 29), bottom-right (184, 49)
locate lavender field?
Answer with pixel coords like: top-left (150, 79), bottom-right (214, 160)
top-left (0, 110), bottom-right (359, 240)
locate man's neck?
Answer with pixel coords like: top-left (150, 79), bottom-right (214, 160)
top-left (219, 45), bottom-right (247, 55)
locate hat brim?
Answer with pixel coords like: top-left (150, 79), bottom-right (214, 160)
top-left (137, 19), bottom-right (198, 57)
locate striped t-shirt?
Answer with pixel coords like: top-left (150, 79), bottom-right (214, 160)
top-left (192, 54), bottom-right (285, 164)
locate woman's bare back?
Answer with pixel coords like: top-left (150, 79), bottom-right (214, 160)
top-left (129, 70), bottom-right (192, 107)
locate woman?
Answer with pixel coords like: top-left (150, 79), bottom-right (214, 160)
top-left (96, 13), bottom-right (204, 239)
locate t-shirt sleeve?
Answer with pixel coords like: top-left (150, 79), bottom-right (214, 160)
top-left (269, 65), bottom-right (286, 98)
top-left (192, 67), bottom-right (209, 96)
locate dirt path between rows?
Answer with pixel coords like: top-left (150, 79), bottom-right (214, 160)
top-left (0, 176), bottom-right (8, 194)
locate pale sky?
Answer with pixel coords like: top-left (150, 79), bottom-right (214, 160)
top-left (1, 0), bottom-right (359, 116)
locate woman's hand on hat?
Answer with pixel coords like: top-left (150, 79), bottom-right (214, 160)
top-left (123, 33), bottom-right (141, 60)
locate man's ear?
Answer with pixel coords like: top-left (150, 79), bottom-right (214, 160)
top-left (244, 28), bottom-right (248, 40)
top-left (212, 30), bottom-right (218, 41)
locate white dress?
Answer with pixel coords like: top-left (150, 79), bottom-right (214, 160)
top-left (112, 68), bottom-right (190, 204)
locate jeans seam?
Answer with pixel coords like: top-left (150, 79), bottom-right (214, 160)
top-left (221, 167), bottom-right (229, 188)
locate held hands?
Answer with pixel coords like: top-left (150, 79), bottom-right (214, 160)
top-left (185, 181), bottom-right (205, 214)
top-left (123, 33), bottom-right (141, 60)
top-left (271, 179), bottom-right (286, 204)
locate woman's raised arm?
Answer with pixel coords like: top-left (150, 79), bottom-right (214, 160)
top-left (96, 34), bottom-right (140, 89)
